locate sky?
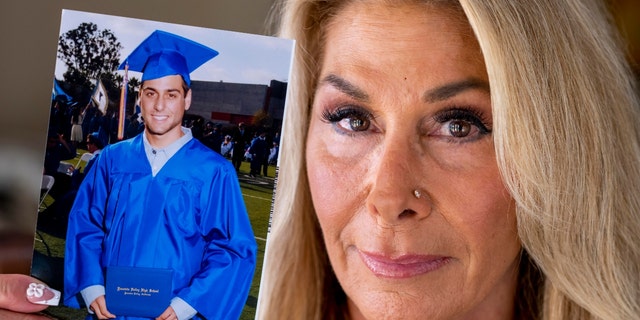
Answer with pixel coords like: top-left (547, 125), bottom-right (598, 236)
top-left (54, 9), bottom-right (294, 86)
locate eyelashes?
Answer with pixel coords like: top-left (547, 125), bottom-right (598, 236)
top-left (321, 106), bottom-right (372, 123)
top-left (321, 105), bottom-right (491, 134)
top-left (433, 107), bottom-right (492, 135)
top-left (320, 104), bottom-right (492, 141)
top-left (321, 106), bottom-right (373, 134)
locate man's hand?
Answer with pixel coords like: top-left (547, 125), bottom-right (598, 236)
top-left (156, 306), bottom-right (177, 320)
top-left (89, 295), bottom-right (116, 319)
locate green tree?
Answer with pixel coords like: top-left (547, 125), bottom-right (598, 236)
top-left (106, 74), bottom-right (141, 116)
top-left (57, 22), bottom-right (123, 102)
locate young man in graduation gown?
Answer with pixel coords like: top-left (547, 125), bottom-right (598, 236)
top-left (63, 30), bottom-right (257, 320)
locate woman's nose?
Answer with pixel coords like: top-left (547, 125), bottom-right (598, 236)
top-left (365, 134), bottom-right (432, 227)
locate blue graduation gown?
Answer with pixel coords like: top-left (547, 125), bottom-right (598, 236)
top-left (64, 134), bottom-right (257, 319)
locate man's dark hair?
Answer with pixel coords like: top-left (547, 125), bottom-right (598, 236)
top-left (87, 133), bottom-right (104, 149)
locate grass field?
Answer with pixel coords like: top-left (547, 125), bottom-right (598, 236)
top-left (33, 154), bottom-right (275, 320)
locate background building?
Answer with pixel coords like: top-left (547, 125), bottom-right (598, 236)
top-left (190, 79), bottom-right (287, 130)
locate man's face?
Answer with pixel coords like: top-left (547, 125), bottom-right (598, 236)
top-left (86, 139), bottom-right (96, 153)
top-left (139, 75), bottom-right (191, 146)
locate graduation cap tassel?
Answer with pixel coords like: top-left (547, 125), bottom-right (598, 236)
top-left (117, 62), bottom-right (129, 140)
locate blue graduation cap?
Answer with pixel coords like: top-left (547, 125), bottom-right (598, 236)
top-left (118, 30), bottom-right (219, 86)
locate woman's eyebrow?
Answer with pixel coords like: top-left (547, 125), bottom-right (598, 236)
top-left (320, 74), bottom-right (369, 101)
top-left (423, 78), bottom-right (490, 103)
top-left (319, 75), bottom-right (488, 103)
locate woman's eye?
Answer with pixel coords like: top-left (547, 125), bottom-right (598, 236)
top-left (321, 107), bottom-right (373, 133)
top-left (448, 119), bottom-right (472, 137)
top-left (339, 117), bottom-right (369, 132)
top-left (433, 108), bottom-right (491, 141)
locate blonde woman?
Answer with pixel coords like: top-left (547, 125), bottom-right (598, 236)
top-left (258, 0), bottom-right (640, 319)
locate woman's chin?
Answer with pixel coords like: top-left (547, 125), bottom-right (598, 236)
top-left (347, 293), bottom-right (450, 320)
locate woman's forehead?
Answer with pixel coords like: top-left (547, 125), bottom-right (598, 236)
top-left (318, 2), bottom-right (485, 88)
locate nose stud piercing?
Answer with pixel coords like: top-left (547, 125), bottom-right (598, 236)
top-left (413, 189), bottom-right (422, 199)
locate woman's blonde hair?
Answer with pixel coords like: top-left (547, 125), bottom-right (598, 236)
top-left (257, 0), bottom-right (640, 319)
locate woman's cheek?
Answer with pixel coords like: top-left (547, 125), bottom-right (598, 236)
top-left (308, 150), bottom-right (356, 219)
top-left (308, 147), bottom-right (368, 223)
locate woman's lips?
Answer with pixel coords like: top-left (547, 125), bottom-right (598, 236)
top-left (358, 250), bottom-right (451, 278)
